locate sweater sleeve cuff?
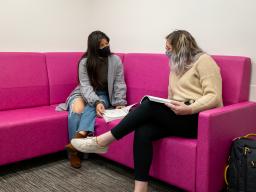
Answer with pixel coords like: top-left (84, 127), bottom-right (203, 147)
top-left (190, 102), bottom-right (204, 114)
top-left (94, 100), bottom-right (106, 107)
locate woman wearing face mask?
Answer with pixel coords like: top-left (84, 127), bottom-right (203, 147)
top-left (71, 30), bottom-right (223, 192)
top-left (61, 31), bottom-right (127, 168)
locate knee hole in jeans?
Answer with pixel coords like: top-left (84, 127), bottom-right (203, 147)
top-left (70, 98), bottom-right (86, 114)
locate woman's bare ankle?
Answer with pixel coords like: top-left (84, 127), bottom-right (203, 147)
top-left (95, 136), bottom-right (106, 147)
top-left (96, 131), bottom-right (116, 147)
top-left (134, 180), bottom-right (148, 192)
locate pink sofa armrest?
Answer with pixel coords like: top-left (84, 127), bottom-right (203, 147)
top-left (196, 102), bottom-right (256, 192)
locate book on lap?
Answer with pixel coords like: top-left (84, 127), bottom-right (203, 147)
top-left (103, 104), bottom-right (135, 123)
top-left (103, 95), bottom-right (172, 123)
top-left (140, 95), bottom-right (172, 104)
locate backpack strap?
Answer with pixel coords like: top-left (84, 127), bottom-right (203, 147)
top-left (242, 133), bottom-right (256, 139)
top-left (224, 165), bottom-right (229, 185)
top-left (233, 133), bottom-right (256, 141)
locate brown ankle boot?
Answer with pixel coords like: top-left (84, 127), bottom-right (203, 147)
top-left (75, 132), bottom-right (88, 139)
top-left (66, 143), bottom-right (81, 168)
top-left (65, 132), bottom-right (89, 168)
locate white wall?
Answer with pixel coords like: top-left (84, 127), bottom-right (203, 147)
top-left (0, 0), bottom-right (255, 101)
top-left (0, 0), bottom-right (90, 51)
top-left (87, 0), bottom-right (256, 101)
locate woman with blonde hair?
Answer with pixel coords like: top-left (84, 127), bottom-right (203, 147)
top-left (71, 30), bottom-right (223, 192)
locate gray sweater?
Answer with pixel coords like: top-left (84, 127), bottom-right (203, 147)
top-left (56, 54), bottom-right (127, 111)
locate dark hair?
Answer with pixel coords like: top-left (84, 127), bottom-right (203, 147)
top-left (79, 31), bottom-right (111, 90)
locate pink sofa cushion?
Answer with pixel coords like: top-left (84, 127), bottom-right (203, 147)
top-left (0, 105), bottom-right (68, 166)
top-left (95, 118), bottom-right (197, 191)
top-left (45, 52), bottom-right (84, 104)
top-left (0, 53), bottom-right (49, 111)
top-left (123, 53), bottom-right (170, 104)
top-left (212, 56), bottom-right (251, 105)
top-left (96, 118), bottom-right (134, 168)
top-left (150, 137), bottom-right (197, 191)
top-left (46, 53), bottom-right (125, 105)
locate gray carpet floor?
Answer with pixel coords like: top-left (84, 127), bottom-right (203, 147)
top-left (0, 152), bottom-right (184, 192)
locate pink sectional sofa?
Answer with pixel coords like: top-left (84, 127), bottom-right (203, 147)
top-left (1, 52), bottom-right (256, 192)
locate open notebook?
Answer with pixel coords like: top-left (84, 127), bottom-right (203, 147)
top-left (103, 95), bottom-right (172, 122)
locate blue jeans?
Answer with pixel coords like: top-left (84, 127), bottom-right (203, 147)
top-left (67, 91), bottom-right (110, 141)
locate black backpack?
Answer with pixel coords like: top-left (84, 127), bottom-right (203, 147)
top-left (224, 134), bottom-right (256, 192)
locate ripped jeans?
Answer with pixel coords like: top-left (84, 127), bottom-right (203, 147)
top-left (67, 91), bottom-right (110, 141)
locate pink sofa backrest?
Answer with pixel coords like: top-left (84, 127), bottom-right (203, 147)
top-left (0, 53), bottom-right (49, 111)
top-left (123, 54), bottom-right (251, 106)
top-left (0, 52), bottom-right (250, 110)
top-left (45, 53), bottom-right (125, 104)
top-left (45, 52), bottom-right (84, 104)
top-left (212, 56), bottom-right (251, 105)
top-left (123, 53), bottom-right (170, 104)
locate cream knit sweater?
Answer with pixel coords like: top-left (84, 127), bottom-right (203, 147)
top-left (168, 53), bottom-right (223, 114)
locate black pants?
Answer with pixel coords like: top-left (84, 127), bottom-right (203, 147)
top-left (111, 99), bottom-right (198, 181)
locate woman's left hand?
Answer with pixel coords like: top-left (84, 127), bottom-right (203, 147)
top-left (115, 105), bottom-right (125, 109)
top-left (96, 103), bottom-right (105, 117)
top-left (165, 100), bottom-right (192, 115)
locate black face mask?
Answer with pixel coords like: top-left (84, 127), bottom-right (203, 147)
top-left (98, 46), bottom-right (111, 57)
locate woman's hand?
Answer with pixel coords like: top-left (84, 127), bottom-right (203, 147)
top-left (96, 103), bottom-right (105, 117)
top-left (115, 105), bottom-right (125, 109)
top-left (165, 100), bottom-right (192, 115)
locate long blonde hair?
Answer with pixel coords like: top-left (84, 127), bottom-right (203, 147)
top-left (166, 30), bottom-right (203, 76)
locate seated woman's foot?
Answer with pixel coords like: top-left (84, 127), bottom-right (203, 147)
top-left (65, 132), bottom-right (88, 168)
top-left (65, 143), bottom-right (81, 168)
top-left (71, 137), bottom-right (108, 154)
